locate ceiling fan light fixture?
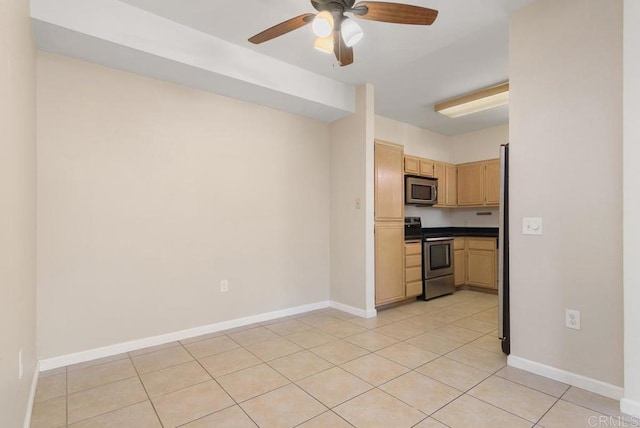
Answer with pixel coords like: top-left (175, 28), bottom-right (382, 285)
top-left (314, 34), bottom-right (334, 54)
top-left (312, 11), bottom-right (334, 38)
top-left (341, 18), bottom-right (363, 47)
top-left (434, 82), bottom-right (510, 118)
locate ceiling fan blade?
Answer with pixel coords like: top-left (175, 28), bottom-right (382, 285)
top-left (352, 2), bottom-right (438, 25)
top-left (248, 13), bottom-right (315, 44)
top-left (333, 29), bottom-right (354, 66)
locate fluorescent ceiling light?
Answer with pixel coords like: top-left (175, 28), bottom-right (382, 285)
top-left (341, 18), bottom-right (363, 47)
top-left (434, 82), bottom-right (509, 118)
top-left (312, 11), bottom-right (334, 38)
top-left (314, 34), bottom-right (334, 54)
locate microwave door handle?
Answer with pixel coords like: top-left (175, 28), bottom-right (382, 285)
top-left (433, 185), bottom-right (438, 202)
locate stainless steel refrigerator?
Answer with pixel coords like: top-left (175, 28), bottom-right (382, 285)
top-left (499, 144), bottom-right (510, 355)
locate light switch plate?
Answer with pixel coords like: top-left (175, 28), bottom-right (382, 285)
top-left (522, 217), bottom-right (543, 235)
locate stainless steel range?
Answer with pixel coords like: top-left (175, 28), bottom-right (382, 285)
top-left (422, 235), bottom-right (455, 300)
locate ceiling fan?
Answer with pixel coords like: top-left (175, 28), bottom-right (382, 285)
top-left (248, 1), bottom-right (438, 67)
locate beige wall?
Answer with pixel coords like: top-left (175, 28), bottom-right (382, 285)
top-left (623, 0), bottom-right (640, 417)
top-left (0, 0), bottom-right (37, 426)
top-left (375, 115), bottom-right (451, 162)
top-left (37, 53), bottom-right (331, 359)
top-left (510, 0), bottom-right (623, 387)
top-left (330, 85), bottom-right (375, 313)
top-left (450, 124), bottom-right (507, 164)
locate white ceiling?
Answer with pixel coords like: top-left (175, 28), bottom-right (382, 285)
top-left (32, 0), bottom-right (534, 135)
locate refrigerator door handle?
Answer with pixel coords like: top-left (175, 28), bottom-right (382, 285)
top-left (498, 145), bottom-right (506, 342)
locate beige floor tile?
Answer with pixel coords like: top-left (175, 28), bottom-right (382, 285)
top-left (380, 372), bottom-right (461, 415)
top-left (30, 396), bottom-right (66, 428)
top-left (217, 363), bottom-right (290, 402)
top-left (375, 342), bottom-right (439, 369)
top-left (405, 332), bottom-right (466, 355)
top-left (539, 399), bottom-right (607, 428)
top-left (67, 377), bottom-right (147, 424)
top-left (469, 334), bottom-right (504, 355)
top-left (269, 350), bottom-right (333, 381)
top-left (152, 380), bottom-right (234, 427)
top-left (334, 388), bottom-right (426, 428)
top-left (299, 314), bottom-right (343, 328)
top-left (297, 411), bottom-right (353, 427)
top-left (67, 358), bottom-right (138, 394)
top-left (285, 329), bottom-right (336, 349)
top-left (261, 315), bottom-right (293, 325)
top-left (67, 353), bottom-right (129, 372)
top-left (244, 337), bottom-right (303, 361)
top-left (68, 401), bottom-right (161, 428)
top-left (413, 417), bottom-right (449, 428)
top-left (452, 317), bottom-right (497, 333)
top-left (346, 316), bottom-right (387, 329)
top-left (297, 367), bottom-right (372, 408)
top-left (241, 384), bottom-right (326, 428)
top-left (428, 325), bottom-right (485, 343)
top-left (394, 301), bottom-right (437, 315)
top-left (321, 309), bottom-right (356, 321)
top-left (183, 336), bottom-right (240, 359)
top-left (373, 321), bottom-right (424, 340)
top-left (264, 319), bottom-right (313, 336)
top-left (223, 323), bottom-right (262, 335)
top-left (227, 326), bottom-right (280, 347)
top-left (140, 360), bottom-right (211, 398)
top-left (416, 357), bottom-right (490, 391)
top-left (422, 308), bottom-right (469, 323)
top-left (128, 341), bottom-right (181, 357)
top-left (446, 344), bottom-right (507, 373)
top-left (432, 394), bottom-right (531, 428)
top-left (199, 348), bottom-right (262, 378)
top-left (131, 346), bottom-right (194, 374)
top-left (471, 307), bottom-right (500, 323)
top-left (402, 316), bottom-right (447, 332)
top-left (35, 373), bottom-right (66, 402)
top-left (469, 376), bottom-right (557, 422)
top-left (495, 366), bottom-right (569, 398)
top-left (341, 354), bottom-right (409, 386)
top-left (181, 405), bottom-right (257, 427)
top-left (179, 331), bottom-right (224, 345)
top-left (318, 321), bottom-right (368, 338)
top-left (343, 331), bottom-right (398, 352)
top-left (309, 340), bottom-right (370, 365)
top-left (39, 367), bottom-right (66, 378)
top-left (562, 387), bottom-right (624, 418)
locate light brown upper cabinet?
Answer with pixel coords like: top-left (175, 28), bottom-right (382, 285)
top-left (420, 159), bottom-right (434, 177)
top-left (485, 159), bottom-right (501, 205)
top-left (434, 162), bottom-right (458, 207)
top-left (404, 155), bottom-right (434, 177)
top-left (375, 142), bottom-right (404, 222)
top-left (457, 159), bottom-right (500, 207)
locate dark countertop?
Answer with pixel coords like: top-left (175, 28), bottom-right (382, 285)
top-left (405, 227), bottom-right (499, 240)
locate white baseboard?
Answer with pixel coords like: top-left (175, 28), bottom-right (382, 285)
top-left (40, 300), bottom-right (334, 371)
top-left (330, 300), bottom-right (377, 318)
top-left (40, 298), bottom-right (383, 371)
top-left (23, 361), bottom-right (40, 428)
top-left (508, 355), bottom-right (624, 400)
top-left (621, 398), bottom-right (640, 418)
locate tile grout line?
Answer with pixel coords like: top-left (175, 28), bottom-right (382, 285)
top-left (126, 349), bottom-right (165, 428)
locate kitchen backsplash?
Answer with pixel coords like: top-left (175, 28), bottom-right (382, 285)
top-left (405, 206), bottom-right (499, 228)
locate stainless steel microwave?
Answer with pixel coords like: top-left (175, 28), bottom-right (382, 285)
top-left (405, 176), bottom-right (438, 205)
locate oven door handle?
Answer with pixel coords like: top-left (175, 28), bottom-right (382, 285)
top-left (425, 237), bottom-right (454, 242)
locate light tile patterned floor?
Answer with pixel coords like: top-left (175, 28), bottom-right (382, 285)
top-left (31, 290), bottom-right (628, 428)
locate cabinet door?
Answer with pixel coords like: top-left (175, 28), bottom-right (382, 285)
top-left (404, 156), bottom-right (420, 175)
top-left (454, 249), bottom-right (465, 286)
top-left (375, 223), bottom-right (405, 306)
top-left (485, 159), bottom-right (501, 206)
top-left (445, 164), bottom-right (458, 206)
top-left (420, 159), bottom-right (434, 177)
top-left (433, 162), bottom-right (446, 206)
top-left (375, 142), bottom-right (404, 221)
top-left (457, 162), bottom-right (485, 206)
top-left (466, 249), bottom-right (497, 288)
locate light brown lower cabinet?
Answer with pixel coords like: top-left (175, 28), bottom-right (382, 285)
top-left (405, 241), bottom-right (423, 297)
top-left (375, 223), bottom-right (405, 306)
top-left (465, 238), bottom-right (497, 289)
top-left (454, 250), bottom-right (466, 286)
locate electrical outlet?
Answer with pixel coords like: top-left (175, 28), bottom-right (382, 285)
top-left (523, 217), bottom-right (543, 235)
top-left (220, 280), bottom-right (229, 293)
top-left (18, 348), bottom-right (23, 379)
top-left (566, 309), bottom-right (581, 330)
